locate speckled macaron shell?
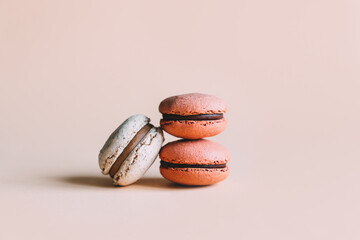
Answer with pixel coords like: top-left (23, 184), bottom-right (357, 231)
top-left (159, 93), bottom-right (227, 139)
top-left (160, 167), bottom-right (229, 186)
top-left (160, 118), bottom-right (227, 139)
top-left (159, 93), bottom-right (227, 115)
top-left (160, 139), bottom-right (230, 165)
top-left (98, 114), bottom-right (165, 186)
top-left (99, 114), bottom-right (150, 175)
top-left (113, 127), bottom-right (164, 186)
top-left (159, 139), bottom-right (230, 185)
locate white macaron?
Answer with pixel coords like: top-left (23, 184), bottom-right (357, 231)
top-left (99, 114), bottom-right (164, 186)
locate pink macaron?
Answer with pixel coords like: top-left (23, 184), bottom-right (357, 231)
top-left (159, 93), bottom-right (227, 139)
top-left (159, 139), bottom-right (230, 185)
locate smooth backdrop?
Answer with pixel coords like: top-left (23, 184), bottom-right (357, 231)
top-left (1, 0), bottom-right (359, 239)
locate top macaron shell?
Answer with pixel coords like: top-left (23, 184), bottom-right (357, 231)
top-left (159, 93), bottom-right (227, 139)
top-left (98, 114), bottom-right (150, 175)
top-left (160, 139), bottom-right (230, 165)
top-left (159, 93), bottom-right (227, 115)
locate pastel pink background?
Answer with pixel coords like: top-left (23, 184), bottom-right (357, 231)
top-left (1, 1), bottom-right (359, 239)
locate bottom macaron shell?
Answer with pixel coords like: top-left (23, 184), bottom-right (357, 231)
top-left (160, 166), bottom-right (229, 186)
top-left (160, 118), bottom-right (227, 139)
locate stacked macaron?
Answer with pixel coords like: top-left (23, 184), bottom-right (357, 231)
top-left (159, 93), bottom-right (230, 185)
top-left (98, 93), bottom-right (229, 186)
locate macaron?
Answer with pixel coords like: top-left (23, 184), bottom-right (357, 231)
top-left (159, 139), bottom-right (230, 185)
top-left (99, 114), bottom-right (164, 186)
top-left (159, 93), bottom-right (227, 139)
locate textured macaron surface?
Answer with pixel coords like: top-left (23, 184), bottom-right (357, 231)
top-left (113, 127), bottom-right (164, 186)
top-left (159, 93), bottom-right (227, 116)
top-left (160, 118), bottom-right (227, 139)
top-left (98, 114), bottom-right (150, 175)
top-left (160, 167), bottom-right (229, 186)
top-left (160, 139), bottom-right (230, 165)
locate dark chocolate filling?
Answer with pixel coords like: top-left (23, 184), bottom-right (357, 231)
top-left (162, 113), bottom-right (223, 121)
top-left (109, 124), bottom-right (153, 177)
top-left (160, 160), bottom-right (227, 169)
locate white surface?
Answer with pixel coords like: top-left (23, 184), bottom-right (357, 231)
top-left (114, 127), bottom-right (164, 186)
top-left (99, 114), bottom-right (149, 174)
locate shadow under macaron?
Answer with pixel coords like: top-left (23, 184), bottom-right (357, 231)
top-left (56, 175), bottom-right (209, 189)
top-left (134, 177), bottom-right (210, 189)
top-left (57, 176), bottom-right (114, 188)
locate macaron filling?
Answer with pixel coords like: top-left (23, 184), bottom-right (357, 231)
top-left (109, 124), bottom-right (153, 177)
top-left (162, 113), bottom-right (223, 121)
top-left (160, 161), bottom-right (227, 169)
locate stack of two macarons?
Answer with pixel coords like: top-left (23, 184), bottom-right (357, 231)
top-left (98, 93), bottom-right (229, 186)
top-left (159, 93), bottom-right (230, 185)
